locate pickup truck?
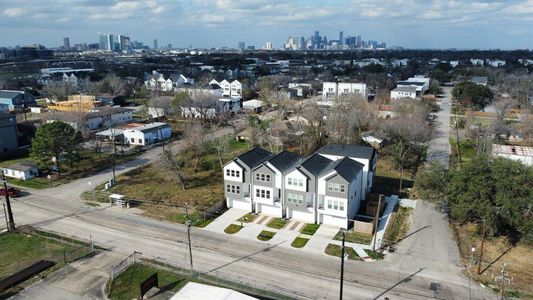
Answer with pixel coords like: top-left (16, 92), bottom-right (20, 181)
top-left (0, 187), bottom-right (21, 198)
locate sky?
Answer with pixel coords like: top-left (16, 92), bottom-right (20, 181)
top-left (1, 0), bottom-right (533, 50)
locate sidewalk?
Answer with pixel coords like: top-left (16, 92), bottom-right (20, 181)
top-left (203, 208), bottom-right (248, 234)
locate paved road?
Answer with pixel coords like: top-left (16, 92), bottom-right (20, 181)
top-left (426, 87), bottom-right (453, 169)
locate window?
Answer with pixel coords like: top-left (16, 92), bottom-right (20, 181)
top-left (327, 200), bottom-right (332, 209)
top-left (339, 201), bottom-right (344, 211)
top-left (231, 170), bottom-right (235, 177)
top-left (255, 188), bottom-right (270, 199)
top-left (226, 184), bottom-right (240, 194)
top-left (138, 139), bottom-right (142, 143)
top-left (131, 138), bottom-right (135, 143)
top-left (288, 177), bottom-right (303, 187)
top-left (226, 170), bottom-right (230, 176)
top-left (287, 193), bottom-right (304, 204)
top-left (235, 171), bottom-right (240, 177)
top-left (340, 184), bottom-right (345, 193)
top-left (328, 183), bottom-right (346, 193)
top-left (333, 201), bottom-right (338, 210)
top-left (255, 173), bottom-right (271, 182)
top-left (288, 178), bottom-right (292, 185)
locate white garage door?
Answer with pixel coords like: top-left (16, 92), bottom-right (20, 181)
top-left (321, 214), bottom-right (348, 229)
top-left (259, 204), bottom-right (282, 217)
top-left (232, 199), bottom-right (251, 211)
top-left (291, 209), bottom-right (314, 223)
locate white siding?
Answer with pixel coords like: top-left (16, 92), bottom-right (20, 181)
top-left (285, 169), bottom-right (307, 192)
top-left (254, 186), bottom-right (274, 205)
top-left (224, 161), bottom-right (244, 182)
top-left (290, 209), bottom-right (314, 223)
top-left (321, 214), bottom-right (348, 228)
top-left (231, 199), bottom-right (251, 211)
top-left (258, 203), bottom-right (282, 216)
top-left (265, 162), bottom-right (282, 189)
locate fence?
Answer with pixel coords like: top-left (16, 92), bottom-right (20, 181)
top-left (0, 203), bottom-right (7, 232)
top-left (107, 252), bottom-right (300, 300)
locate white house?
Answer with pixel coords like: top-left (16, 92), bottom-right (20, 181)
top-left (242, 99), bottom-right (267, 113)
top-left (391, 86), bottom-right (418, 100)
top-left (46, 107), bottom-right (133, 132)
top-left (396, 75), bottom-right (430, 95)
top-left (486, 59), bottom-right (506, 67)
top-left (322, 82), bottom-right (368, 100)
top-left (2, 161), bottom-right (39, 181)
top-left (144, 71), bottom-right (174, 92)
top-left (122, 122), bottom-right (172, 146)
top-left (209, 79), bottom-right (242, 98)
top-left (492, 144), bottom-right (533, 166)
top-left (470, 59), bottom-right (484, 66)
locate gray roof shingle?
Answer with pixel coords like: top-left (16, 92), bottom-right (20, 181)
top-left (236, 147), bottom-right (273, 169)
top-left (267, 150), bottom-right (302, 173)
top-left (299, 153), bottom-right (335, 176)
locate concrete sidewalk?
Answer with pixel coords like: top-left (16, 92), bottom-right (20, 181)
top-left (304, 225), bottom-right (339, 254)
top-left (203, 208), bottom-right (248, 234)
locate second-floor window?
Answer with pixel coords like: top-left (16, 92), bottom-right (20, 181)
top-left (327, 183), bottom-right (345, 193)
top-left (226, 184), bottom-right (240, 194)
top-left (287, 177), bottom-right (303, 187)
top-left (255, 189), bottom-right (270, 199)
top-left (327, 199), bottom-right (345, 211)
top-left (255, 173), bottom-right (271, 182)
top-left (287, 193), bottom-right (304, 205)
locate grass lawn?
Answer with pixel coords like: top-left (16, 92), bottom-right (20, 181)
top-left (108, 264), bottom-right (186, 300)
top-left (364, 249), bottom-right (384, 260)
top-left (449, 137), bottom-right (477, 170)
top-left (237, 213), bottom-right (257, 223)
top-left (300, 224), bottom-right (320, 235)
top-left (0, 231), bottom-right (93, 298)
top-left (324, 244), bottom-right (361, 260)
top-left (266, 218), bottom-right (288, 229)
top-left (334, 230), bottom-right (373, 245)
top-left (257, 230), bottom-right (276, 241)
top-left (383, 205), bottom-right (412, 246)
top-left (224, 224), bottom-right (242, 234)
top-left (291, 237), bottom-right (309, 248)
top-left (5, 177), bottom-right (54, 189)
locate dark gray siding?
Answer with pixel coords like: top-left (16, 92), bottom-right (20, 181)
top-left (253, 165), bottom-right (275, 188)
top-left (325, 174), bottom-right (349, 198)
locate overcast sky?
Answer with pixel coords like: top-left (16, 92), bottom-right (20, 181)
top-left (1, 0), bottom-right (533, 49)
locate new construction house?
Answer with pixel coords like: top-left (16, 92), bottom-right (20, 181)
top-left (223, 144), bottom-right (377, 228)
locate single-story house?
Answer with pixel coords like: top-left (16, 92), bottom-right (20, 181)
top-left (242, 99), bottom-right (267, 113)
top-left (492, 144), bottom-right (533, 166)
top-left (2, 161), bottom-right (39, 180)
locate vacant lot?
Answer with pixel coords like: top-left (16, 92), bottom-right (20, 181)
top-left (454, 223), bottom-right (533, 299)
top-left (103, 138), bottom-right (249, 223)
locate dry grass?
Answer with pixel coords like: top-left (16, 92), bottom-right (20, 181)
top-left (454, 223), bottom-right (533, 298)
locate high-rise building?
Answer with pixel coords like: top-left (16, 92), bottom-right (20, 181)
top-left (356, 35), bottom-right (362, 48)
top-left (300, 37), bottom-right (305, 50)
top-left (153, 39), bottom-right (158, 49)
top-left (63, 37), bottom-right (70, 50)
top-left (238, 41), bottom-right (245, 50)
top-left (98, 33), bottom-right (108, 50)
top-left (265, 42), bottom-right (273, 50)
top-left (339, 31), bottom-right (343, 46)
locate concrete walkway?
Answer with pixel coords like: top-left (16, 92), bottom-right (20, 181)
top-left (203, 208), bottom-right (248, 234)
top-left (304, 225), bottom-right (339, 254)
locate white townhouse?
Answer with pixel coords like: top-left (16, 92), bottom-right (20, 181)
top-left (144, 71), bottom-right (173, 92)
top-left (224, 144), bottom-right (377, 229)
top-left (322, 82), bottom-right (368, 100)
top-left (209, 79), bottom-right (242, 98)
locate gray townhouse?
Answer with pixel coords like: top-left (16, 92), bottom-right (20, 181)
top-left (224, 144), bottom-right (378, 229)
top-left (223, 147), bottom-right (274, 211)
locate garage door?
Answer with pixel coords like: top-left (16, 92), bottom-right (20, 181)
top-left (259, 204), bottom-right (282, 217)
top-left (291, 210), bottom-right (314, 223)
top-left (321, 214), bottom-right (348, 229)
top-left (232, 199), bottom-right (251, 211)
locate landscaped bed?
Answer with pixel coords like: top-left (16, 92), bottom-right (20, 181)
top-left (237, 213), bottom-right (257, 223)
top-left (334, 230), bottom-right (373, 245)
top-left (291, 237), bottom-right (309, 248)
top-left (300, 224), bottom-right (320, 235)
top-left (324, 244), bottom-right (361, 260)
top-left (266, 218), bottom-right (288, 229)
top-left (257, 230), bottom-right (276, 241)
top-left (364, 249), bottom-right (384, 260)
top-left (224, 224), bottom-right (243, 234)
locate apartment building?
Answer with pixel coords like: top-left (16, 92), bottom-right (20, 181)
top-left (223, 144), bottom-right (377, 229)
top-left (322, 82), bottom-right (368, 100)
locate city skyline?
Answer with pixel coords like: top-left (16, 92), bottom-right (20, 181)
top-left (1, 0), bottom-right (533, 49)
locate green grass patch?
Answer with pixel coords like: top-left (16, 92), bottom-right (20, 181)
top-left (237, 213), bottom-right (257, 223)
top-left (383, 205), bottom-right (412, 246)
top-left (224, 224), bottom-right (242, 234)
top-left (228, 139), bottom-right (249, 151)
top-left (324, 244), bottom-right (361, 260)
top-left (6, 177), bottom-right (54, 189)
top-left (364, 249), bottom-right (385, 260)
top-left (108, 264), bottom-right (185, 300)
top-left (84, 201), bottom-right (101, 207)
top-left (266, 218), bottom-right (287, 229)
top-left (300, 223), bottom-right (320, 235)
top-left (257, 230), bottom-right (276, 241)
top-left (334, 230), bottom-right (373, 245)
top-left (291, 237), bottom-right (309, 248)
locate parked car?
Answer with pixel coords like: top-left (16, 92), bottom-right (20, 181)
top-left (0, 187), bottom-right (21, 198)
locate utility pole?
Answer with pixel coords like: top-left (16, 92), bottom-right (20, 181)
top-left (111, 127), bottom-right (117, 184)
top-left (339, 231), bottom-right (345, 300)
top-left (477, 219), bottom-right (486, 275)
top-left (454, 114), bottom-right (463, 169)
top-left (494, 263), bottom-right (513, 300)
top-left (185, 203), bottom-right (194, 277)
top-left (372, 194), bottom-right (383, 251)
top-left (1, 170), bottom-right (15, 231)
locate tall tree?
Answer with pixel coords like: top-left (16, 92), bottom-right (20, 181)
top-left (160, 149), bottom-right (187, 190)
top-left (30, 121), bottom-right (82, 175)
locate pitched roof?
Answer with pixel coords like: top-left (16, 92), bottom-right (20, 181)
top-left (0, 90), bottom-right (23, 99)
top-left (5, 161), bottom-right (37, 172)
top-left (267, 150), bottom-right (302, 173)
top-left (235, 147), bottom-right (273, 169)
top-left (299, 153), bottom-right (334, 176)
top-left (316, 144), bottom-right (375, 161)
top-left (328, 157), bottom-right (364, 182)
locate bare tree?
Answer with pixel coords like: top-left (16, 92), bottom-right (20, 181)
top-left (160, 148), bottom-right (187, 190)
top-left (192, 94), bottom-right (218, 123)
top-left (183, 123), bottom-right (207, 169)
top-left (381, 101), bottom-right (432, 191)
top-left (102, 74), bottom-right (129, 97)
top-left (213, 135), bottom-right (231, 170)
top-left (299, 103), bottom-right (328, 155)
top-left (43, 81), bottom-right (76, 100)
